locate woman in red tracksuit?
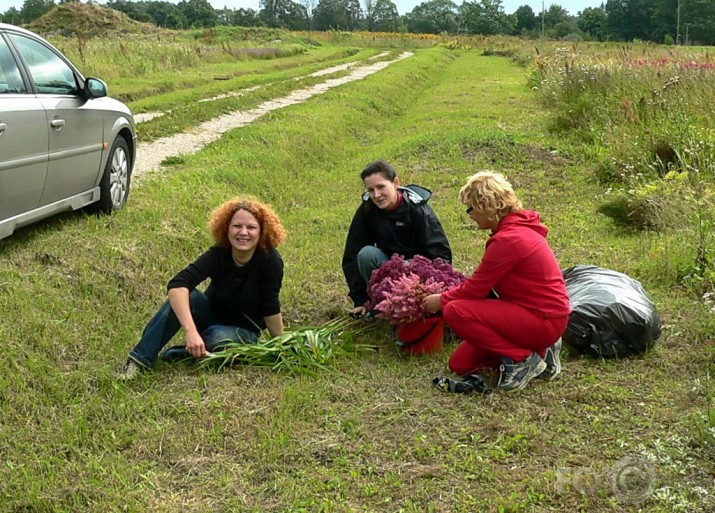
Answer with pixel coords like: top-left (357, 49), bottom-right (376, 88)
top-left (424, 171), bottom-right (571, 391)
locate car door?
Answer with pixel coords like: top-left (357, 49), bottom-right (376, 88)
top-left (8, 32), bottom-right (102, 207)
top-left (0, 34), bottom-right (48, 222)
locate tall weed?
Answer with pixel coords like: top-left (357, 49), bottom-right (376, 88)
top-left (532, 42), bottom-right (715, 287)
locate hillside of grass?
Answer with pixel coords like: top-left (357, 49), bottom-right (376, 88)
top-left (0, 35), bottom-right (713, 513)
top-left (28, 2), bottom-right (160, 37)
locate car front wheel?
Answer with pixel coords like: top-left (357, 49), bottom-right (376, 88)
top-left (97, 136), bottom-right (131, 214)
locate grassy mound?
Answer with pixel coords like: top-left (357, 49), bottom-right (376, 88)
top-left (28, 2), bottom-right (160, 38)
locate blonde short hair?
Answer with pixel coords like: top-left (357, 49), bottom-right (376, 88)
top-left (459, 171), bottom-right (522, 222)
top-left (208, 197), bottom-right (287, 251)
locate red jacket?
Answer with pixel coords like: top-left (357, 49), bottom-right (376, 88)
top-left (441, 210), bottom-right (571, 319)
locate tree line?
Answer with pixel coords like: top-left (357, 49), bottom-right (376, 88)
top-left (4, 0), bottom-right (715, 45)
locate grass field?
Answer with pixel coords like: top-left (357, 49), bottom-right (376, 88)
top-left (0, 34), bottom-right (713, 512)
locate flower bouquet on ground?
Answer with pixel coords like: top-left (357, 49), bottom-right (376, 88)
top-left (198, 317), bottom-right (373, 375)
top-left (366, 255), bottom-right (466, 354)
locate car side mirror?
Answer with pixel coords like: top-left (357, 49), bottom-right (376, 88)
top-left (84, 77), bottom-right (107, 99)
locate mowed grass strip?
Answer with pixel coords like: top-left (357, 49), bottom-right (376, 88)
top-left (0, 46), bottom-right (711, 512)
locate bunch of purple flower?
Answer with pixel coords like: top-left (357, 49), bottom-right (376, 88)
top-left (366, 255), bottom-right (466, 324)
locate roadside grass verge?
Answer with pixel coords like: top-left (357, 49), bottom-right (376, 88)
top-left (0, 45), bottom-right (713, 512)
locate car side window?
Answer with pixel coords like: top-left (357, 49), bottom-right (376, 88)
top-left (8, 33), bottom-right (78, 95)
top-left (0, 38), bottom-right (26, 94)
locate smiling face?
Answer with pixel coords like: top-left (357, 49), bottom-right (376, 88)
top-left (363, 173), bottom-right (400, 210)
top-left (228, 208), bottom-right (261, 258)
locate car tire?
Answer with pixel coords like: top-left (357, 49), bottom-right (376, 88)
top-left (96, 136), bottom-right (131, 214)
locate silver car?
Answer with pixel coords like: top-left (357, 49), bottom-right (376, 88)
top-left (0, 23), bottom-right (136, 239)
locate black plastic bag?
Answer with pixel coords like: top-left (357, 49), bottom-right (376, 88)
top-left (562, 265), bottom-right (661, 358)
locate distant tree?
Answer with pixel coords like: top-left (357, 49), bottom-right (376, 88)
top-left (142, 1), bottom-right (186, 28)
top-left (260, 0), bottom-right (308, 29)
top-left (371, 0), bottom-right (399, 31)
top-left (363, 0), bottom-right (399, 31)
top-left (106, 0), bottom-right (153, 22)
top-left (312, 0), bottom-right (340, 29)
top-left (681, 0), bottom-right (715, 45)
top-left (284, 1), bottom-right (309, 29)
top-left (405, 0), bottom-right (458, 34)
top-left (363, 0), bottom-right (376, 30)
top-left (299, 0), bottom-right (318, 30)
top-left (178, 0), bottom-right (219, 28)
top-left (1, 7), bottom-right (22, 24)
top-left (20, 0), bottom-right (55, 23)
top-left (578, 6), bottom-right (606, 40)
top-left (313, 0), bottom-right (362, 30)
top-left (543, 3), bottom-right (569, 29)
top-left (345, 0), bottom-right (362, 29)
top-left (460, 0), bottom-right (513, 36)
top-left (215, 6), bottom-right (232, 25)
top-left (651, 0), bottom-right (677, 43)
top-left (513, 4), bottom-right (537, 34)
top-left (550, 20), bottom-right (580, 39)
top-left (233, 7), bottom-right (260, 27)
top-left (605, 0), bottom-right (654, 41)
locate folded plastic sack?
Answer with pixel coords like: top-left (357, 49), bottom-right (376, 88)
top-left (563, 265), bottom-right (661, 358)
top-left (433, 374), bottom-right (492, 394)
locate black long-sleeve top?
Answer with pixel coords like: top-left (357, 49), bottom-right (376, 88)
top-left (167, 246), bottom-right (284, 334)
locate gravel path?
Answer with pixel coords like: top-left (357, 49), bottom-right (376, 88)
top-left (133, 51), bottom-right (413, 179)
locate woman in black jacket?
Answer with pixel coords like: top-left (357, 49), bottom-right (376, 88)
top-left (342, 160), bottom-right (452, 318)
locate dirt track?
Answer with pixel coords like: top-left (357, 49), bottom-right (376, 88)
top-left (133, 52), bottom-right (413, 179)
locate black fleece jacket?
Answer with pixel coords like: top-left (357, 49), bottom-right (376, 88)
top-left (342, 184), bottom-right (452, 307)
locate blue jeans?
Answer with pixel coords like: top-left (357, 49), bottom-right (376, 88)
top-left (129, 290), bottom-right (259, 369)
top-left (357, 246), bottom-right (389, 284)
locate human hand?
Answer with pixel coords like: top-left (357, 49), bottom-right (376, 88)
top-left (350, 306), bottom-right (367, 319)
top-left (185, 330), bottom-right (207, 358)
top-left (423, 294), bottom-right (442, 314)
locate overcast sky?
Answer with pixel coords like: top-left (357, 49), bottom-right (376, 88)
top-left (0, 0), bottom-right (606, 17)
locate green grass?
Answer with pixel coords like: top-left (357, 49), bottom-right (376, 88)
top-left (0, 43), bottom-right (713, 512)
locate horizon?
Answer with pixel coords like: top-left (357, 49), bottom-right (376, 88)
top-left (1, 0), bottom-right (606, 17)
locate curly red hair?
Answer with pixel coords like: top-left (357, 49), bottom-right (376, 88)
top-left (208, 197), bottom-right (287, 251)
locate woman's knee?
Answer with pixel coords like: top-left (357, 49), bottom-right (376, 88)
top-left (357, 246), bottom-right (389, 281)
top-left (443, 301), bottom-right (478, 331)
top-left (202, 325), bottom-right (258, 350)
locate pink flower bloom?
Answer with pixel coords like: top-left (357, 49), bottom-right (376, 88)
top-left (367, 254), bottom-right (466, 325)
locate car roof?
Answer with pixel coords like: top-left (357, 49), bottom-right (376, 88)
top-left (0, 23), bottom-right (38, 36)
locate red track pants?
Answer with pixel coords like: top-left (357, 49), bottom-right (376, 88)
top-left (443, 299), bottom-right (569, 376)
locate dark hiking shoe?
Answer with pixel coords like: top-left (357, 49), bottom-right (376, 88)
top-left (497, 352), bottom-right (547, 391)
top-left (117, 359), bottom-right (144, 381)
top-left (433, 374), bottom-right (492, 394)
top-left (537, 338), bottom-right (562, 381)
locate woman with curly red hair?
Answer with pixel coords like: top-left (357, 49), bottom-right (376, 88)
top-left (119, 197), bottom-right (287, 380)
